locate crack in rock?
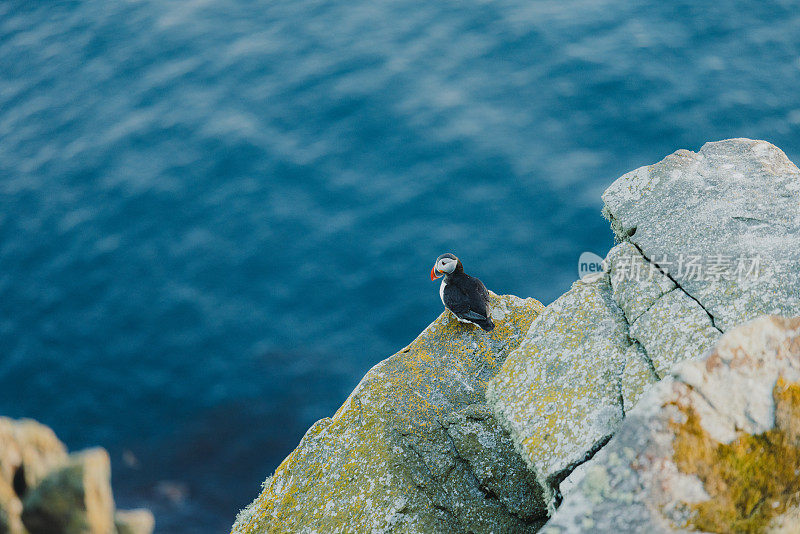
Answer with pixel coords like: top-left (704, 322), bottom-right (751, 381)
top-left (601, 138), bottom-right (800, 332)
top-left (630, 242), bottom-right (723, 333)
top-left (487, 275), bottom-right (631, 512)
top-left (543, 317), bottom-right (800, 533)
top-left (489, 139), bottom-right (800, 525)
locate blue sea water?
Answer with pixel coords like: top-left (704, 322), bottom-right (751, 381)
top-left (1, 1), bottom-right (798, 531)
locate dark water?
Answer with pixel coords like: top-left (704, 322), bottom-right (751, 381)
top-left (1, 1), bottom-right (798, 531)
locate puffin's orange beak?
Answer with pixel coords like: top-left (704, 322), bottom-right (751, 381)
top-left (431, 266), bottom-right (442, 281)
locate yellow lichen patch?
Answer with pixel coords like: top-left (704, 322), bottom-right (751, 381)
top-left (232, 294), bottom-right (544, 534)
top-left (488, 277), bottom-right (628, 482)
top-left (672, 377), bottom-right (800, 533)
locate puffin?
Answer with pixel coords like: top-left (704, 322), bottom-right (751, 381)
top-left (430, 253), bottom-right (495, 331)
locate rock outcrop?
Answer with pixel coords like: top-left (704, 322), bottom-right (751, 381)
top-left (488, 138), bottom-right (800, 511)
top-left (543, 316), bottom-right (800, 533)
top-left (487, 275), bottom-right (630, 508)
top-left (0, 417), bottom-right (153, 534)
top-left (233, 294), bottom-right (548, 533)
top-left (602, 138), bottom-right (800, 331)
top-left (234, 138), bottom-right (800, 533)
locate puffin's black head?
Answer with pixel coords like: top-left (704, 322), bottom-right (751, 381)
top-left (431, 253), bottom-right (459, 280)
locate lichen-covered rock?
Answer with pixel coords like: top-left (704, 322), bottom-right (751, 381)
top-left (603, 138), bottom-right (800, 331)
top-left (487, 139), bottom-right (800, 515)
top-left (605, 241), bottom-right (721, 378)
top-left (21, 448), bottom-right (115, 534)
top-left (543, 316), bottom-right (800, 533)
top-left (605, 242), bottom-right (675, 324)
top-left (442, 404), bottom-right (544, 526)
top-left (628, 289), bottom-right (720, 378)
top-left (233, 139), bottom-right (800, 533)
top-left (768, 506), bottom-right (800, 533)
top-left (619, 344), bottom-right (657, 414)
top-left (486, 259), bottom-right (717, 510)
top-left (487, 277), bottom-right (629, 507)
top-left (233, 294), bottom-right (546, 534)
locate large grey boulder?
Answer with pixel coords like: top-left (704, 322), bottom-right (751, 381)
top-left (487, 245), bottom-right (719, 509)
top-left (233, 294), bottom-right (549, 534)
top-left (603, 138), bottom-right (800, 331)
top-left (543, 316), bottom-right (800, 533)
top-left (488, 139), bottom-right (800, 511)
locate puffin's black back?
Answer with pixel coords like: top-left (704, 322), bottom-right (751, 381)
top-left (442, 269), bottom-right (494, 331)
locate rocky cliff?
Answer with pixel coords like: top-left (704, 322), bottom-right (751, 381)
top-left (544, 316), bottom-right (800, 533)
top-left (234, 294), bottom-right (548, 533)
top-left (0, 418), bottom-right (153, 534)
top-left (234, 138), bottom-right (800, 533)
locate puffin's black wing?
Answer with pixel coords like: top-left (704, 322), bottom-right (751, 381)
top-left (443, 274), bottom-right (494, 331)
top-left (474, 276), bottom-right (491, 301)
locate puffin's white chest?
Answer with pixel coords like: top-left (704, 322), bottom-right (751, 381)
top-left (439, 279), bottom-right (446, 306)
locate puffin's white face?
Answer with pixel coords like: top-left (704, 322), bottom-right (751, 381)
top-left (431, 254), bottom-right (458, 280)
top-left (438, 257), bottom-right (457, 274)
